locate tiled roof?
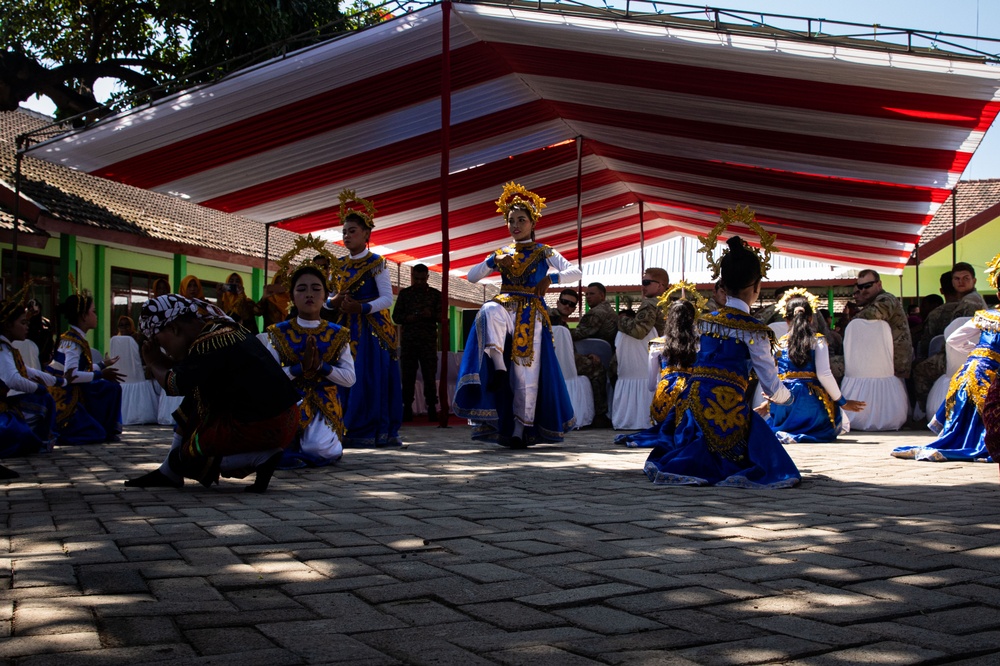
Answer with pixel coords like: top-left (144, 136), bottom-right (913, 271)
top-left (919, 179), bottom-right (1000, 247)
top-left (0, 110), bottom-right (493, 305)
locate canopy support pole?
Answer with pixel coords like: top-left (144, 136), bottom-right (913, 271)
top-left (263, 222), bottom-right (273, 284)
top-left (11, 136), bottom-right (26, 290)
top-left (952, 188), bottom-right (957, 266)
top-left (437, 1), bottom-right (452, 428)
top-left (575, 135), bottom-right (583, 313)
top-left (639, 201), bottom-right (645, 276)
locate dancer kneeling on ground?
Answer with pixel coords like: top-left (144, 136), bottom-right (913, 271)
top-left (47, 291), bottom-right (123, 444)
top-left (0, 284), bottom-right (66, 476)
top-left (126, 295), bottom-right (300, 492)
top-left (893, 252), bottom-right (1000, 463)
top-left (641, 207), bottom-right (801, 487)
top-left (617, 285), bottom-right (703, 448)
top-left (763, 289), bottom-right (865, 443)
top-left (453, 182), bottom-right (580, 447)
top-left (263, 254), bottom-right (356, 469)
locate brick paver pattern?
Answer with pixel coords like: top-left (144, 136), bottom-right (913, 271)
top-left (2, 425), bottom-right (999, 665)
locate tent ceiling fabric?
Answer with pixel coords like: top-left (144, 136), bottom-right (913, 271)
top-left (26, 2), bottom-right (1000, 274)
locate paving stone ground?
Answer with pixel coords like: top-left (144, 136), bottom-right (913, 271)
top-left (2, 423), bottom-right (999, 665)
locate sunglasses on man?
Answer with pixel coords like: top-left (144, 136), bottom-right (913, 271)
top-left (558, 298), bottom-right (578, 308)
top-left (854, 280), bottom-right (876, 292)
top-left (641, 279), bottom-right (660, 287)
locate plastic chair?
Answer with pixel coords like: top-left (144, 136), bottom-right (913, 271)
top-left (109, 335), bottom-right (159, 425)
top-left (769, 321), bottom-right (788, 339)
top-left (11, 339), bottom-right (41, 371)
top-left (552, 325), bottom-right (594, 428)
top-left (611, 329), bottom-right (655, 430)
top-left (840, 319), bottom-right (908, 431)
top-left (575, 338), bottom-right (613, 369)
top-left (926, 317), bottom-right (975, 418)
top-left (412, 351), bottom-right (462, 415)
top-left (927, 334), bottom-right (945, 358)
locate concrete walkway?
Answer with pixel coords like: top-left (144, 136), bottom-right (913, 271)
top-left (2, 424), bottom-right (999, 665)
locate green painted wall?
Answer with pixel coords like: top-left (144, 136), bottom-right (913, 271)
top-left (899, 215), bottom-right (1000, 302)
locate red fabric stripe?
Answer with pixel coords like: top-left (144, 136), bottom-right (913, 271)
top-left (277, 141), bottom-right (586, 232)
top-left (206, 98), bottom-right (559, 212)
top-left (554, 101), bottom-right (971, 172)
top-left (590, 141), bottom-right (951, 202)
top-left (91, 42), bottom-right (508, 188)
top-left (494, 43), bottom-right (1000, 132)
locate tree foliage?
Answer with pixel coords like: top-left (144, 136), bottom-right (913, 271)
top-left (0, 0), bottom-right (389, 120)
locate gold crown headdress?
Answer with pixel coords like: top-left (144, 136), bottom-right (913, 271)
top-left (0, 279), bottom-right (33, 324)
top-left (276, 234), bottom-right (338, 291)
top-left (66, 273), bottom-right (92, 316)
top-left (338, 188), bottom-right (377, 230)
top-left (986, 253), bottom-right (1000, 290)
top-left (776, 287), bottom-right (820, 318)
top-left (657, 279), bottom-right (708, 316)
top-left (697, 205), bottom-right (778, 280)
top-left (496, 182), bottom-right (546, 222)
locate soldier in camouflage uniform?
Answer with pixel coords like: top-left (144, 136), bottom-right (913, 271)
top-left (913, 264), bottom-right (988, 410)
top-left (844, 270), bottom-right (913, 380)
top-left (573, 283), bottom-right (618, 427)
top-left (612, 268), bottom-right (668, 386)
top-left (571, 283), bottom-right (618, 346)
top-left (392, 264), bottom-right (442, 421)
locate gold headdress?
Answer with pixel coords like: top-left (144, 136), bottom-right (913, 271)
top-left (986, 252), bottom-right (1000, 290)
top-left (496, 182), bottom-right (546, 222)
top-left (276, 234), bottom-right (337, 290)
top-left (338, 188), bottom-right (377, 230)
top-left (0, 280), bottom-right (33, 324)
top-left (775, 287), bottom-right (820, 318)
top-left (657, 279), bottom-right (708, 315)
top-left (65, 273), bottom-right (92, 317)
top-left (697, 205), bottom-right (778, 280)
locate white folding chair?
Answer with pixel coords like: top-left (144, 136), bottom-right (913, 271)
top-left (841, 319), bottom-right (908, 431)
top-left (768, 321), bottom-right (789, 339)
top-left (611, 328), bottom-right (655, 430)
top-left (109, 335), bottom-right (159, 425)
top-left (552, 325), bottom-right (593, 428)
top-left (11, 339), bottom-right (41, 371)
top-left (926, 316), bottom-right (975, 419)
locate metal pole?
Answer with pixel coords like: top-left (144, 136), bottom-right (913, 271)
top-left (575, 135), bottom-right (583, 313)
top-left (263, 222), bottom-right (272, 284)
top-left (437, 1), bottom-right (452, 427)
top-left (952, 187), bottom-right (957, 266)
top-left (639, 201), bottom-right (645, 276)
top-left (11, 137), bottom-right (25, 290)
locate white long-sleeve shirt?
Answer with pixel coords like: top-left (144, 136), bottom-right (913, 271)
top-left (0, 336), bottom-right (57, 397)
top-left (811, 335), bottom-right (843, 403)
top-left (56, 325), bottom-right (101, 384)
top-left (725, 297), bottom-right (792, 405)
top-left (947, 317), bottom-right (982, 355)
top-left (466, 245), bottom-right (582, 285)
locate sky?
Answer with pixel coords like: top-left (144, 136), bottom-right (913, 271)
top-left (21, 0), bottom-right (1000, 179)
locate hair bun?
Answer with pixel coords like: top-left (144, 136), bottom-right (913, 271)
top-left (726, 236), bottom-right (745, 252)
top-left (793, 306), bottom-right (806, 316)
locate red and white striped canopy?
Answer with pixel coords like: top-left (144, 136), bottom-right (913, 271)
top-left (28, 2), bottom-right (1000, 274)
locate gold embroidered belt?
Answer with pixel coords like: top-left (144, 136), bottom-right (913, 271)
top-left (690, 366), bottom-right (748, 392)
top-left (779, 371), bottom-right (817, 381)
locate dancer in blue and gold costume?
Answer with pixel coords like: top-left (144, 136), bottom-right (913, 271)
top-left (454, 182), bottom-right (581, 447)
top-left (893, 255), bottom-right (998, 462)
top-left (765, 290), bottom-right (865, 443)
top-left (0, 282), bottom-right (65, 471)
top-left (263, 238), bottom-right (355, 468)
top-left (327, 190), bottom-right (402, 447)
top-left (47, 290), bottom-right (123, 445)
top-left (642, 207), bottom-right (801, 487)
top-left (618, 283), bottom-right (703, 448)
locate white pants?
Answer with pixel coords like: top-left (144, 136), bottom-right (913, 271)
top-left (300, 412), bottom-right (343, 462)
top-left (479, 300), bottom-right (542, 427)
